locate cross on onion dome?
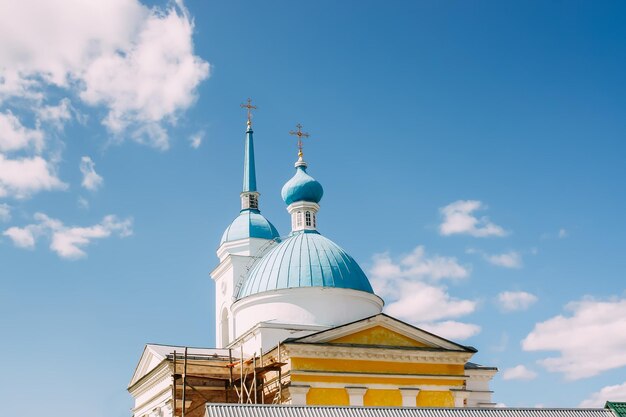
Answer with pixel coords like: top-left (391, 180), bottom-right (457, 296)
top-left (289, 123), bottom-right (310, 158)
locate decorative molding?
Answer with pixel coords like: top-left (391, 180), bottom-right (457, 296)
top-left (292, 370), bottom-right (467, 381)
top-left (129, 360), bottom-right (170, 396)
top-left (285, 343), bottom-right (473, 364)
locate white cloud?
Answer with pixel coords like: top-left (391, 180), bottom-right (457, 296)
top-left (439, 200), bottom-right (507, 237)
top-left (502, 365), bottom-right (537, 381)
top-left (485, 251), bottom-right (523, 268)
top-left (189, 130), bottom-right (204, 149)
top-left (369, 246), bottom-right (479, 340)
top-left (0, 0), bottom-right (209, 149)
top-left (420, 321), bottom-right (481, 340)
top-left (579, 382), bottom-right (626, 407)
top-left (36, 98), bottom-right (73, 129)
top-left (78, 197), bottom-right (89, 209)
top-left (0, 154), bottom-right (67, 198)
top-left (385, 280), bottom-right (477, 322)
top-left (3, 212), bottom-right (132, 259)
top-left (79, 156), bottom-right (103, 191)
top-left (3, 225), bottom-right (38, 248)
top-left (522, 297), bottom-right (626, 380)
top-left (0, 203), bottom-right (10, 222)
top-left (79, 5), bottom-right (209, 148)
top-left (497, 291), bottom-right (538, 312)
top-left (558, 228), bottom-right (568, 238)
top-left (0, 111), bottom-right (44, 153)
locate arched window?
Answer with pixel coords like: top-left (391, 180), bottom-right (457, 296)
top-left (305, 211), bottom-right (312, 226)
top-left (313, 213), bottom-right (317, 228)
top-left (296, 211), bottom-right (303, 227)
top-left (220, 308), bottom-right (229, 347)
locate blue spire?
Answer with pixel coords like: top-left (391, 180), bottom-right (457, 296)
top-left (243, 122), bottom-right (257, 193)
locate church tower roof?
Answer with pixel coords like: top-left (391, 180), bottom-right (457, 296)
top-left (237, 124), bottom-right (375, 298)
top-left (220, 100), bottom-right (280, 245)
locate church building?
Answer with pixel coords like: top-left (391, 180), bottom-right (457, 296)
top-left (128, 101), bottom-right (499, 417)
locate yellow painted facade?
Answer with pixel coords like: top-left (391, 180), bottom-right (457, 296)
top-left (306, 388), bottom-right (350, 405)
top-left (291, 357), bottom-right (465, 376)
top-left (330, 326), bottom-right (429, 348)
top-left (417, 391), bottom-right (455, 407)
top-left (363, 389), bottom-right (403, 406)
top-left (291, 373), bottom-right (463, 387)
top-left (280, 317), bottom-right (488, 408)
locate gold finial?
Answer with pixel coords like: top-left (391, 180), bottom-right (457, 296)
top-left (240, 98), bottom-right (257, 127)
top-left (289, 123), bottom-right (310, 158)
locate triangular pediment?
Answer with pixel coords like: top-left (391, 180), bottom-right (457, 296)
top-left (128, 344), bottom-right (170, 388)
top-left (290, 314), bottom-right (475, 352)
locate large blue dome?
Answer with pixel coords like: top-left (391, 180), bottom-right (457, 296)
top-left (281, 166), bottom-right (324, 205)
top-left (237, 230), bottom-right (374, 298)
top-left (220, 210), bottom-right (280, 245)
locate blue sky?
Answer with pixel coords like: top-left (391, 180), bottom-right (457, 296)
top-left (1, 1), bottom-right (626, 415)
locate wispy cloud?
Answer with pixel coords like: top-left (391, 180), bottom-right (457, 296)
top-left (502, 365), bottom-right (538, 381)
top-left (369, 246), bottom-right (479, 340)
top-left (189, 130), bottom-right (204, 149)
top-left (0, 203), bottom-right (10, 222)
top-left (579, 382), bottom-right (626, 407)
top-left (80, 156), bottom-right (103, 191)
top-left (3, 213), bottom-right (132, 259)
top-left (439, 200), bottom-right (507, 237)
top-left (522, 297), bottom-right (626, 380)
top-left (0, 110), bottom-right (44, 153)
top-left (468, 248), bottom-right (523, 268)
top-left (36, 98), bottom-right (74, 130)
top-left (497, 291), bottom-right (538, 312)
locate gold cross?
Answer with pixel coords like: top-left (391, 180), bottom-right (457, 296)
top-left (289, 123), bottom-right (310, 157)
top-left (240, 98), bottom-right (257, 126)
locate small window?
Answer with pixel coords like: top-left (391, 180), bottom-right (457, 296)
top-left (296, 211), bottom-right (303, 227)
top-left (248, 194), bottom-right (258, 209)
top-left (305, 211), bottom-right (312, 226)
top-left (313, 214), bottom-right (317, 228)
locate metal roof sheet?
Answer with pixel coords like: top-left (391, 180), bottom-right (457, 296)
top-left (205, 404), bottom-right (616, 417)
top-left (606, 403), bottom-right (626, 417)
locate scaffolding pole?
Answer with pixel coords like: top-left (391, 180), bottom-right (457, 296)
top-left (173, 350), bottom-right (177, 417)
top-left (182, 347), bottom-right (188, 417)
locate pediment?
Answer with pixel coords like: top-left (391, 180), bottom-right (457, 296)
top-left (128, 344), bottom-right (171, 388)
top-left (291, 314), bottom-right (475, 352)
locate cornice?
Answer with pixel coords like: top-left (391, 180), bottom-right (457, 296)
top-left (292, 370), bottom-right (467, 381)
top-left (128, 361), bottom-right (171, 398)
top-left (284, 343), bottom-right (473, 364)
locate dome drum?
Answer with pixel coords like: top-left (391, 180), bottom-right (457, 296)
top-left (231, 286), bottom-right (384, 341)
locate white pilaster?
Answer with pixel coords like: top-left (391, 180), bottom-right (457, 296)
top-left (290, 385), bottom-right (311, 405)
top-left (345, 387), bottom-right (368, 406)
top-left (400, 388), bottom-right (420, 407)
top-left (452, 390), bottom-right (470, 407)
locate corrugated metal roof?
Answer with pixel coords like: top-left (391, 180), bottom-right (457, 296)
top-left (606, 403), bottom-right (626, 417)
top-left (205, 404), bottom-right (616, 417)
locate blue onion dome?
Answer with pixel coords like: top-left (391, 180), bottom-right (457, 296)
top-left (281, 165), bottom-right (324, 205)
top-left (220, 210), bottom-right (280, 245)
top-left (237, 230), bottom-right (374, 298)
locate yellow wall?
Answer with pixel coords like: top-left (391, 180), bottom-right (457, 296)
top-left (330, 326), bottom-right (429, 348)
top-left (363, 389), bottom-right (402, 406)
top-left (306, 388), bottom-right (349, 405)
top-left (291, 373), bottom-right (463, 387)
top-left (417, 391), bottom-right (455, 407)
top-left (291, 357), bottom-right (464, 376)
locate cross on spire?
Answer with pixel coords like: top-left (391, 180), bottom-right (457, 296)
top-left (240, 98), bottom-right (257, 127)
top-left (289, 123), bottom-right (310, 158)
